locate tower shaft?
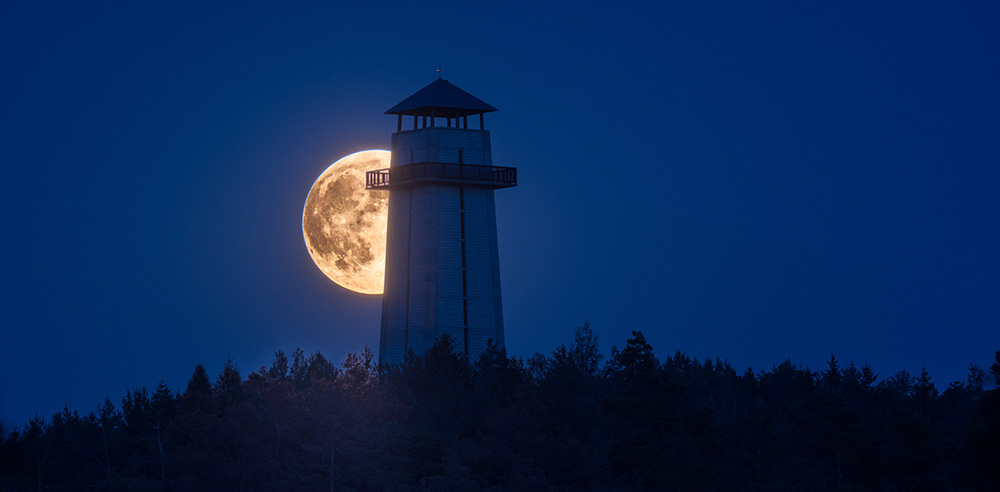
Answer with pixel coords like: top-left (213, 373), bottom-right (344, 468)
top-left (369, 79), bottom-right (515, 365)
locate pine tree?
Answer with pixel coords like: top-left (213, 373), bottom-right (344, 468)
top-left (821, 354), bottom-right (841, 389)
top-left (338, 346), bottom-right (378, 403)
top-left (966, 364), bottom-right (986, 395)
top-left (607, 330), bottom-right (657, 379)
top-left (181, 364), bottom-right (216, 414)
top-left (991, 350), bottom-right (1000, 385)
top-left (914, 367), bottom-right (938, 401)
top-left (214, 358), bottom-right (244, 412)
top-left (268, 349), bottom-right (289, 380)
top-left (185, 364), bottom-right (212, 396)
top-left (96, 397), bottom-right (120, 481)
top-left (290, 347), bottom-right (308, 389)
top-left (474, 340), bottom-right (524, 405)
top-left (304, 351), bottom-right (338, 385)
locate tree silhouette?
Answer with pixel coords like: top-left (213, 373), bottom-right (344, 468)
top-left (991, 350), bottom-right (1000, 384)
top-left (214, 358), bottom-right (245, 413)
top-left (1, 330), bottom-right (996, 491)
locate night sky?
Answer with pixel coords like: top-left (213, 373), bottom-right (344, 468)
top-left (3, 2), bottom-right (999, 427)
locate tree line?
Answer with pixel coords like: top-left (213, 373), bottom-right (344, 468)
top-left (2, 323), bottom-right (999, 491)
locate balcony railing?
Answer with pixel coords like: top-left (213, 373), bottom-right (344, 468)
top-left (366, 162), bottom-right (517, 190)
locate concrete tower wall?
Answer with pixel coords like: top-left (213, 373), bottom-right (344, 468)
top-left (380, 127), bottom-right (505, 365)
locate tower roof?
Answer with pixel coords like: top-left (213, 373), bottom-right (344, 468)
top-left (385, 79), bottom-right (497, 117)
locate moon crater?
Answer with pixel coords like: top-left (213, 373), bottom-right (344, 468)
top-left (302, 150), bottom-right (389, 295)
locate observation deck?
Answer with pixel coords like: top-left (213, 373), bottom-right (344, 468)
top-left (366, 162), bottom-right (517, 190)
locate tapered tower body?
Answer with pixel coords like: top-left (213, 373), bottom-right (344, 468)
top-left (367, 79), bottom-right (516, 365)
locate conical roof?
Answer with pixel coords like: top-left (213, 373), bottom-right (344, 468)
top-left (385, 79), bottom-right (497, 117)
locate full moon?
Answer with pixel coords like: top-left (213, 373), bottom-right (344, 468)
top-left (302, 150), bottom-right (390, 294)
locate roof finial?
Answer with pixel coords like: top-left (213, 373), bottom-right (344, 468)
top-left (437, 63), bottom-right (442, 79)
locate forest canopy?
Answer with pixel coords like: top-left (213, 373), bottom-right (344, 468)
top-left (2, 324), bottom-right (999, 491)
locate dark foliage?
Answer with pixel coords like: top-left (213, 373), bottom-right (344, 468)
top-left (2, 333), bottom-right (998, 491)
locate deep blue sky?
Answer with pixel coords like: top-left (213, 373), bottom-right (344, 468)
top-left (2, 1), bottom-right (998, 427)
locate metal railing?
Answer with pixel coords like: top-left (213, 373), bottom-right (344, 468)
top-left (366, 162), bottom-right (517, 189)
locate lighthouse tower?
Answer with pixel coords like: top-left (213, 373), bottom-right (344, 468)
top-left (367, 79), bottom-right (517, 366)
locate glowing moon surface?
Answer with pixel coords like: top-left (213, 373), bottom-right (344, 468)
top-left (302, 150), bottom-right (390, 294)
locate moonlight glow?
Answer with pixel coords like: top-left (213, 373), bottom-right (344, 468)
top-left (302, 150), bottom-right (390, 294)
